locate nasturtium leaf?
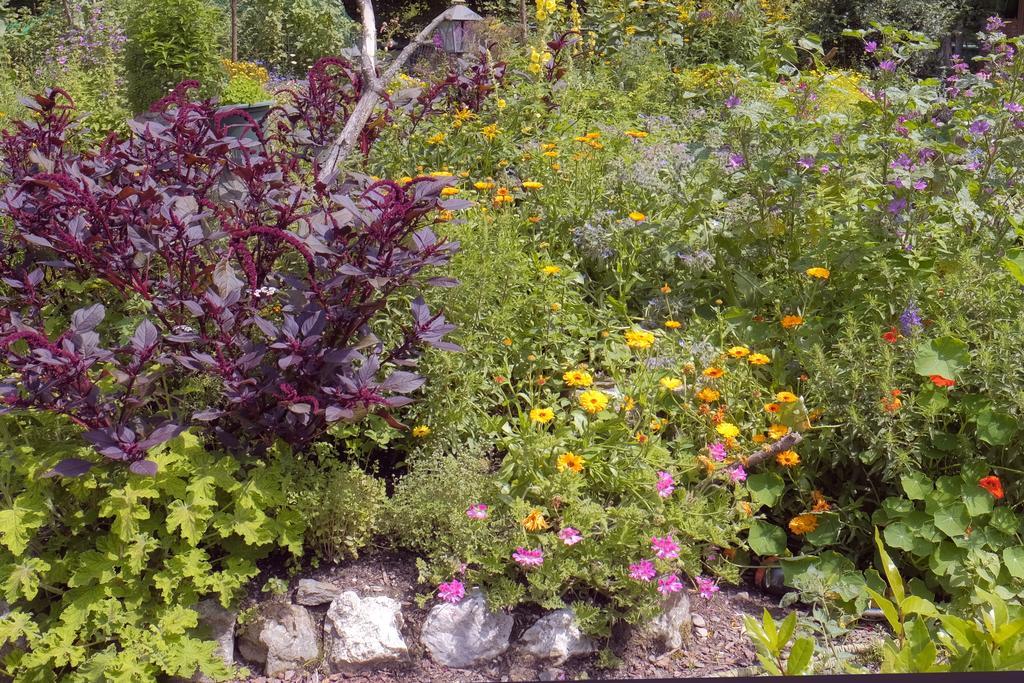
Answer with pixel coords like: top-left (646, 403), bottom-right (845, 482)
top-left (804, 513), bottom-right (840, 547)
top-left (748, 520), bottom-right (787, 556)
top-left (900, 471), bottom-right (932, 500)
top-left (913, 335), bottom-right (970, 379)
top-left (963, 486), bottom-right (994, 517)
top-left (934, 503), bottom-right (970, 538)
top-left (883, 522), bottom-right (917, 552)
top-left (975, 408), bottom-right (1018, 446)
top-left (929, 541), bottom-right (966, 577)
top-left (1003, 547), bottom-right (1024, 579)
top-left (747, 473), bottom-right (785, 508)
top-left (990, 507), bottom-right (1019, 535)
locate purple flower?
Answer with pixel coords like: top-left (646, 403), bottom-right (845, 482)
top-left (1005, 102), bottom-right (1023, 114)
top-left (986, 16), bottom-right (1009, 32)
top-left (878, 60), bottom-right (897, 73)
top-left (630, 560), bottom-right (657, 581)
top-left (969, 119), bottom-right (992, 136)
top-left (898, 301), bottom-right (923, 336)
top-left (864, 40), bottom-right (878, 54)
top-left (725, 94), bottom-right (741, 109)
top-left (819, 164), bottom-right (831, 174)
top-left (466, 503), bottom-right (488, 519)
top-left (656, 471), bottom-right (675, 498)
top-left (658, 574), bottom-right (683, 594)
top-left (912, 179), bottom-right (928, 191)
top-left (726, 153), bottom-right (745, 169)
top-left (651, 535), bottom-right (680, 560)
top-left (695, 575), bottom-right (720, 599)
top-left (708, 442), bottom-right (727, 462)
top-left (887, 197), bottom-right (908, 214)
top-left (438, 580), bottom-right (465, 604)
top-left (797, 156), bottom-right (815, 170)
top-left (729, 465), bottom-right (747, 482)
top-left (512, 547), bottom-right (544, 567)
top-left (559, 527), bottom-right (583, 545)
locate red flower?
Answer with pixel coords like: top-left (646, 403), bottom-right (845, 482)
top-left (882, 327), bottom-right (900, 343)
top-left (930, 375), bottom-right (956, 388)
top-left (979, 476), bottom-right (1004, 500)
top-left (493, 375), bottom-right (507, 384)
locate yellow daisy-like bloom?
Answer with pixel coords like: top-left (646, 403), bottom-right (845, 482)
top-left (805, 267), bottom-right (830, 279)
top-left (541, 265), bottom-right (562, 275)
top-left (530, 407), bottom-right (555, 424)
top-left (659, 377), bottom-right (683, 391)
top-left (502, 337), bottom-right (513, 346)
top-left (562, 369), bottom-right (593, 387)
top-left (412, 425), bottom-right (431, 438)
top-left (427, 132), bottom-right (447, 145)
top-left (522, 508), bottom-right (550, 531)
top-left (625, 329), bottom-right (656, 350)
top-left (775, 391), bottom-right (798, 403)
top-left (789, 514), bottom-right (818, 535)
top-left (481, 123), bottom-right (501, 141)
top-left (556, 451), bottom-right (585, 473)
top-left (625, 130), bottom-right (649, 138)
top-left (474, 180), bottom-right (495, 190)
top-left (622, 396), bottom-right (637, 412)
top-left (440, 187), bottom-right (460, 196)
top-left (550, 303), bottom-right (561, 312)
top-left (703, 367), bottom-right (725, 378)
top-left (522, 181), bottom-right (544, 190)
top-left (665, 320), bottom-right (682, 329)
top-left (752, 433), bottom-right (767, 444)
top-left (528, 216), bottom-right (542, 223)
top-left (696, 387), bottom-right (720, 402)
top-left (748, 353), bottom-right (771, 365)
top-left (727, 346), bottom-right (750, 358)
top-left (650, 418), bottom-right (665, 431)
top-left (764, 402), bottom-right (781, 414)
top-left (811, 490), bottom-right (830, 512)
top-left (579, 389), bottom-right (610, 414)
top-left (629, 211), bottom-right (647, 222)
top-left (781, 315), bottom-right (804, 329)
top-left (776, 450), bottom-right (800, 467)
top-left (716, 422), bottom-right (740, 438)
top-left (660, 283), bottom-right (672, 294)
top-left (493, 187), bottom-right (514, 204)
top-left (768, 424), bottom-right (790, 440)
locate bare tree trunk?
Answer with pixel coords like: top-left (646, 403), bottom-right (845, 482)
top-left (316, 0), bottom-right (451, 185)
top-left (230, 0), bottom-right (239, 61)
top-left (519, 0), bottom-right (528, 42)
top-left (60, 0), bottom-right (76, 29)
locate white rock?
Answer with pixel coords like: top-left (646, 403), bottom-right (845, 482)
top-left (420, 589), bottom-right (513, 668)
top-left (648, 591), bottom-right (692, 651)
top-left (191, 599), bottom-right (237, 682)
top-left (519, 609), bottom-right (596, 664)
top-left (295, 579), bottom-right (342, 606)
top-left (690, 614), bottom-right (706, 629)
top-left (324, 591), bottom-right (408, 671)
top-left (238, 603), bottom-right (319, 675)
top-left (695, 626), bottom-right (709, 638)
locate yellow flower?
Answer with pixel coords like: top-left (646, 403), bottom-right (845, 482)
top-left (453, 108), bottom-right (475, 124)
top-left (625, 130), bottom-right (649, 138)
top-left (629, 211), bottom-right (647, 222)
top-left (659, 377), bottom-right (683, 391)
top-left (775, 391), bottom-right (798, 403)
top-left (696, 387), bottom-right (720, 402)
top-left (622, 396), bottom-right (636, 412)
top-left (776, 450), bottom-right (800, 467)
top-left (703, 367), bottom-right (725, 379)
top-left (557, 451), bottom-right (585, 473)
top-left (665, 320), bottom-right (681, 329)
top-left (440, 187), bottom-right (460, 196)
top-left (528, 216), bottom-right (542, 223)
top-left (716, 422), bottom-right (740, 438)
top-left (543, 150), bottom-right (559, 158)
top-left (493, 187), bottom-right (514, 204)
top-left (541, 142), bottom-right (558, 151)
top-left (427, 132), bottom-right (447, 145)
top-left (562, 369), bottom-right (593, 387)
top-left (752, 433), bottom-right (767, 444)
top-left (811, 490), bottom-right (830, 512)
top-left (550, 303), bottom-right (561, 312)
top-left (727, 346), bottom-right (750, 358)
top-left (530, 407), bottom-right (555, 424)
top-left (523, 508), bottom-right (550, 531)
top-left (502, 337), bottom-right (513, 346)
top-left (522, 181), bottom-right (544, 190)
top-left (579, 389), bottom-right (610, 414)
top-left (789, 514), bottom-right (818, 535)
top-left (481, 123), bottom-right (501, 141)
top-left (625, 329), bottom-right (656, 350)
top-left (497, 98), bottom-right (507, 109)
top-left (768, 424), bottom-right (790, 439)
top-left (650, 418), bottom-right (665, 431)
top-left (412, 425), bottom-right (431, 438)
top-left (805, 267), bottom-right (830, 279)
top-left (541, 265), bottom-right (562, 276)
top-left (781, 315), bottom-right (804, 329)
top-left (474, 180), bottom-right (495, 190)
top-left (748, 353), bottom-right (771, 365)
top-left (764, 402), bottom-right (781, 414)
top-left (660, 283), bottom-right (672, 294)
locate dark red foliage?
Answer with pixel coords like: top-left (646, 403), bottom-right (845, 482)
top-left (0, 78), bottom-right (466, 475)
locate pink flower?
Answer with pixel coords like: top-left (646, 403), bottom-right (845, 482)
top-left (651, 535), bottom-right (680, 560)
top-left (729, 465), bottom-right (747, 482)
top-left (656, 471), bottom-right (675, 498)
top-left (559, 527), bottom-right (583, 545)
top-left (512, 547), bottom-right (544, 567)
top-left (438, 579), bottom-right (465, 604)
top-left (629, 560), bottom-right (656, 581)
top-left (466, 504), bottom-right (488, 520)
top-left (708, 442), bottom-right (727, 461)
top-left (658, 574), bottom-right (683, 594)
top-left (695, 575), bottom-right (720, 599)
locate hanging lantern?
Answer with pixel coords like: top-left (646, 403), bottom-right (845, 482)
top-left (436, 0), bottom-right (483, 54)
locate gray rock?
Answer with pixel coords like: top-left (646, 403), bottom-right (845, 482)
top-left (519, 609), bottom-right (596, 664)
top-left (695, 626), bottom-right (709, 638)
top-left (690, 614), bottom-right (706, 629)
top-left (420, 589), bottom-right (513, 668)
top-left (648, 591), bottom-right (692, 651)
top-left (191, 599), bottom-right (237, 682)
top-left (324, 591), bottom-right (408, 671)
top-left (295, 579), bottom-right (342, 606)
top-left (238, 603), bottom-right (319, 676)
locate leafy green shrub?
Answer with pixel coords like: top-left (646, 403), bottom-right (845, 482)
top-left (0, 419), bottom-right (303, 680)
top-left (239, 0), bottom-right (357, 77)
top-left (280, 450), bottom-right (386, 563)
top-left (124, 0), bottom-right (226, 112)
top-left (221, 73), bottom-right (271, 105)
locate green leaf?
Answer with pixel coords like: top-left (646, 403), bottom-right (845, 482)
top-left (990, 507), bottom-right (1019, 535)
top-left (0, 497), bottom-right (47, 556)
top-left (975, 408), bottom-right (1018, 446)
top-left (1003, 547), bottom-right (1024, 580)
top-left (804, 512), bottom-right (840, 547)
top-left (901, 595), bottom-right (939, 619)
top-left (913, 336), bottom-right (970, 380)
top-left (900, 471), bottom-right (932, 500)
top-left (747, 472), bottom-right (785, 508)
top-left (933, 504), bottom-right (970, 538)
top-left (963, 487), bottom-right (994, 518)
top-left (1002, 248), bottom-right (1024, 285)
top-left (883, 522), bottom-right (917, 553)
top-left (748, 521), bottom-right (787, 556)
top-left (786, 637), bottom-right (815, 675)
top-left (3, 557), bottom-right (50, 601)
top-left (866, 587), bottom-right (901, 634)
top-left (777, 611), bottom-right (797, 648)
top-left (166, 499), bottom-right (209, 546)
top-left (874, 527), bottom-right (905, 605)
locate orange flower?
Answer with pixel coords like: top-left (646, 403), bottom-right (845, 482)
top-left (748, 353), bottom-right (770, 365)
top-left (696, 387), bottom-right (720, 402)
top-left (660, 283), bottom-right (672, 294)
top-left (494, 375), bottom-right (507, 384)
top-left (930, 375), bottom-right (956, 388)
top-left (781, 315), bottom-right (804, 329)
top-left (635, 432), bottom-right (649, 444)
top-left (882, 327), bottom-right (900, 343)
top-left (811, 490), bottom-right (830, 512)
top-left (788, 514), bottom-right (818, 535)
top-left (775, 391), bottom-right (798, 403)
top-left (979, 475), bottom-right (1004, 500)
top-left (764, 402), bottom-right (781, 414)
top-left (776, 450), bottom-right (800, 467)
top-left (703, 367), bottom-right (725, 379)
top-left (665, 320), bottom-right (682, 329)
